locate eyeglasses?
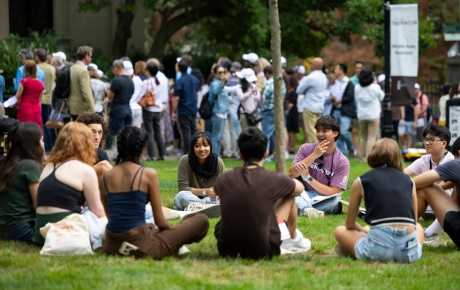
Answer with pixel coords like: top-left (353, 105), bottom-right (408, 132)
top-left (424, 138), bottom-right (441, 144)
top-left (217, 71), bottom-right (225, 74)
top-left (317, 155), bottom-right (324, 169)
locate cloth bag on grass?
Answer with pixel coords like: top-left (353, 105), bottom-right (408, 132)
top-left (40, 213), bottom-right (94, 256)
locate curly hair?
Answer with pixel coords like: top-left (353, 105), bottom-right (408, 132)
top-left (116, 126), bottom-right (148, 165)
top-left (48, 122), bottom-right (96, 166)
top-left (367, 138), bottom-right (403, 171)
top-left (76, 112), bottom-right (107, 132)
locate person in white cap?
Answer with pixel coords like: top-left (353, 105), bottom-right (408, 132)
top-left (103, 59), bottom-right (134, 149)
top-left (235, 68), bottom-right (262, 130)
top-left (122, 60), bottom-right (143, 129)
top-left (242, 53), bottom-right (259, 74)
top-left (414, 83), bottom-right (429, 142)
top-left (67, 46), bottom-right (94, 120)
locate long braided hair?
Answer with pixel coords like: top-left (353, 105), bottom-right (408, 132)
top-left (115, 126), bottom-right (148, 165)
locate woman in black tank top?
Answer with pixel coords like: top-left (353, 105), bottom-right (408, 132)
top-left (101, 126), bottom-right (209, 260)
top-left (33, 122), bottom-right (107, 246)
top-left (334, 138), bottom-right (424, 263)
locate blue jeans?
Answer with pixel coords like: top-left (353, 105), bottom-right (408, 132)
top-left (262, 109), bottom-right (275, 150)
top-left (106, 106), bottom-right (132, 148)
top-left (211, 114), bottom-right (226, 156)
top-left (143, 110), bottom-right (165, 157)
top-left (41, 104), bottom-right (53, 152)
top-left (0, 220), bottom-right (35, 243)
top-left (174, 191), bottom-right (219, 210)
top-left (177, 114), bottom-right (196, 155)
top-left (355, 226), bottom-right (422, 263)
top-left (295, 190), bottom-right (341, 214)
top-left (333, 110), bottom-right (354, 155)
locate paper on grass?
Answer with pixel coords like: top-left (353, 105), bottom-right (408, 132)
top-left (300, 191), bottom-right (341, 205)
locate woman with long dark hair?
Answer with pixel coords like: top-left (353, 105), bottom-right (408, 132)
top-left (174, 132), bottom-right (225, 212)
top-left (101, 126), bottom-right (209, 259)
top-left (0, 122), bottom-right (44, 243)
top-left (354, 68), bottom-right (385, 161)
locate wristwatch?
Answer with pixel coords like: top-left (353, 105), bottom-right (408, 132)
top-left (202, 190), bottom-right (207, 197)
top-left (303, 175), bottom-right (313, 184)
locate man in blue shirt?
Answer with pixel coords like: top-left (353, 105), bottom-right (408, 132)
top-left (173, 59), bottom-right (200, 155)
top-left (14, 50), bottom-right (45, 92)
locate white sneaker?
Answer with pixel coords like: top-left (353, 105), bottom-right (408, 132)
top-left (280, 229), bottom-right (311, 254)
top-left (177, 245), bottom-right (191, 255)
top-left (301, 207), bottom-right (325, 218)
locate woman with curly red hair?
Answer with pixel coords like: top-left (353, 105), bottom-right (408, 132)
top-left (33, 122), bottom-right (106, 246)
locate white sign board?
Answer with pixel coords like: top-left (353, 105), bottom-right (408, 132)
top-left (449, 106), bottom-right (460, 146)
top-left (390, 4), bottom-right (419, 77)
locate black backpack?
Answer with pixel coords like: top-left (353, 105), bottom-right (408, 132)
top-left (53, 66), bottom-right (71, 99)
top-left (198, 92), bottom-right (213, 120)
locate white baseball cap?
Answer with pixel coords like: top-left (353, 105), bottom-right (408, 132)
top-left (270, 56), bottom-right (287, 67)
top-left (414, 83), bottom-right (420, 89)
top-left (236, 68), bottom-right (258, 83)
top-left (123, 60), bottom-right (134, 76)
top-left (88, 63), bottom-right (98, 71)
top-left (293, 65), bottom-right (306, 75)
top-left (242, 53), bottom-right (259, 65)
top-left (52, 51), bottom-right (66, 61)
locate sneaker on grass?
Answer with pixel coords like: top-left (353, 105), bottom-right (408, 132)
top-left (280, 229), bottom-right (311, 254)
top-left (183, 202), bottom-right (221, 218)
top-left (301, 207), bottom-right (325, 218)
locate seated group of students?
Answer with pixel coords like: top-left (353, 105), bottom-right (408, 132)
top-left (1, 113), bottom-right (460, 262)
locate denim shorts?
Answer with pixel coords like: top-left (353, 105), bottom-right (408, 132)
top-left (355, 225), bottom-right (422, 263)
top-left (398, 121), bottom-right (416, 136)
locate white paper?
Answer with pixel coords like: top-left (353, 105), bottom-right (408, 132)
top-left (300, 191), bottom-right (341, 205)
top-left (3, 96), bottom-right (17, 108)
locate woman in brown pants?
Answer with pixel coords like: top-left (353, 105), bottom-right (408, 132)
top-left (100, 126), bottom-right (209, 259)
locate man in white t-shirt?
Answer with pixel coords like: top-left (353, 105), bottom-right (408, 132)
top-left (296, 58), bottom-right (328, 143)
top-left (404, 124), bottom-right (454, 238)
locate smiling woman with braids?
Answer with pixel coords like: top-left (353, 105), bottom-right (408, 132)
top-left (100, 126), bottom-right (209, 259)
top-left (174, 132), bottom-right (226, 212)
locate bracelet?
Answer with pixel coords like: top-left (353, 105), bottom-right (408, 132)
top-left (303, 175), bottom-right (313, 184)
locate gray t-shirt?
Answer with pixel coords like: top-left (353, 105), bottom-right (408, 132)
top-left (435, 159), bottom-right (460, 206)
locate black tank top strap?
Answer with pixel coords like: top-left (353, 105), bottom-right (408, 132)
top-left (54, 159), bottom-right (74, 170)
top-left (137, 167), bottom-right (145, 191)
top-left (130, 166), bottom-right (144, 192)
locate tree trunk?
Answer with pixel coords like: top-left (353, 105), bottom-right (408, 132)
top-left (112, 0), bottom-right (136, 58)
top-left (268, 0), bottom-right (286, 173)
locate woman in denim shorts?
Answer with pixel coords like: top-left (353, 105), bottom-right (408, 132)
top-left (334, 138), bottom-right (424, 262)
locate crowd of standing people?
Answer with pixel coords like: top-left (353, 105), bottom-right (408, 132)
top-left (1, 46), bottom-right (460, 263)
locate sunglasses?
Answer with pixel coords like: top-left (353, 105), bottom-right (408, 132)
top-left (317, 155), bottom-right (324, 169)
top-left (217, 71), bottom-right (226, 74)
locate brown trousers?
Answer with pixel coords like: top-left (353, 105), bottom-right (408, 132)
top-left (103, 213), bottom-right (209, 260)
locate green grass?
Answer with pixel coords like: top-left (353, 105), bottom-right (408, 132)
top-left (1, 158), bottom-right (459, 289)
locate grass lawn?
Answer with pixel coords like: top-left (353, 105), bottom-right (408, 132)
top-left (1, 158), bottom-right (459, 289)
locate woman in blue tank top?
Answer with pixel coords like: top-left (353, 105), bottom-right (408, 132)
top-left (101, 126), bottom-right (209, 260)
top-left (334, 138), bottom-right (424, 263)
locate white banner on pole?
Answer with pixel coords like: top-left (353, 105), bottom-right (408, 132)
top-left (390, 4), bottom-right (418, 77)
